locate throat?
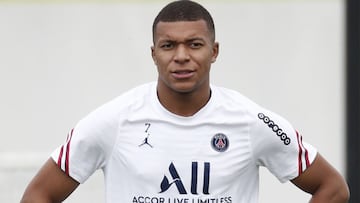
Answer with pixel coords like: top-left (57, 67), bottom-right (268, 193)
top-left (157, 89), bottom-right (212, 117)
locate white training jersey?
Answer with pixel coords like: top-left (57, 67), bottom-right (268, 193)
top-left (51, 82), bottom-right (317, 203)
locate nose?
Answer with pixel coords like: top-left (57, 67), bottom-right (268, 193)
top-left (174, 44), bottom-right (190, 63)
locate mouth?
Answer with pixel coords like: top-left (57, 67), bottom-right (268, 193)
top-left (171, 70), bottom-right (195, 79)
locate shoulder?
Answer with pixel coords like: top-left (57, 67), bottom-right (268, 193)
top-left (75, 82), bottom-right (156, 133)
top-left (212, 85), bottom-right (293, 124)
top-left (93, 82), bottom-right (156, 116)
top-left (211, 85), bottom-right (298, 145)
top-left (111, 82), bottom-right (155, 107)
top-left (67, 82), bottom-right (156, 154)
top-left (210, 85), bottom-right (263, 119)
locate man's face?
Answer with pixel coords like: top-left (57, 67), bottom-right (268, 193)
top-left (151, 20), bottom-right (219, 94)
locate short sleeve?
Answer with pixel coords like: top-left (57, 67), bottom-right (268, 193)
top-left (51, 101), bottom-right (120, 183)
top-left (250, 109), bottom-right (317, 183)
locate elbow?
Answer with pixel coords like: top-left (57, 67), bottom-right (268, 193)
top-left (333, 176), bottom-right (350, 203)
top-left (20, 191), bottom-right (52, 203)
top-left (20, 192), bottom-right (34, 203)
top-left (20, 195), bottom-right (36, 203)
top-left (324, 179), bottom-right (350, 203)
top-left (310, 178), bottom-right (350, 203)
top-left (20, 196), bottom-right (52, 203)
top-left (20, 195), bottom-right (41, 203)
top-left (337, 183), bottom-right (350, 203)
top-left (332, 189), bottom-right (350, 203)
top-left (20, 198), bottom-right (33, 203)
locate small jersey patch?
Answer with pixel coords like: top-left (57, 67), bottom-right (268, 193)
top-left (258, 113), bottom-right (291, 145)
top-left (211, 133), bottom-right (229, 152)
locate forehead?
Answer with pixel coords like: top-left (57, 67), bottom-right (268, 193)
top-left (154, 20), bottom-right (211, 42)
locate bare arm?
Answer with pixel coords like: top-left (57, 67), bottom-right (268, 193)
top-left (21, 158), bottom-right (79, 203)
top-left (291, 153), bottom-right (350, 203)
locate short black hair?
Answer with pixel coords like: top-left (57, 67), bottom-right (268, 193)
top-left (152, 0), bottom-right (215, 43)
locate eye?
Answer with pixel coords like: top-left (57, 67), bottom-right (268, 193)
top-left (160, 42), bottom-right (174, 50)
top-left (189, 42), bottom-right (203, 49)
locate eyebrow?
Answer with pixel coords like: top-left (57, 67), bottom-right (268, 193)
top-left (158, 37), bottom-right (206, 44)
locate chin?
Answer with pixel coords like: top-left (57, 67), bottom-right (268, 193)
top-left (171, 85), bottom-right (196, 94)
top-left (158, 78), bottom-right (204, 94)
top-left (160, 81), bottom-right (193, 93)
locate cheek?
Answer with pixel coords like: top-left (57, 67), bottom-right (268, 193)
top-left (154, 58), bottom-right (170, 76)
top-left (195, 53), bottom-right (214, 68)
top-left (155, 59), bottom-right (166, 71)
top-left (154, 53), bottom-right (172, 67)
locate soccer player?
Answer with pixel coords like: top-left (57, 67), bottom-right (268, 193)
top-left (21, 1), bottom-right (349, 202)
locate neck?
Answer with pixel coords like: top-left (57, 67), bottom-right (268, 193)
top-left (157, 85), bottom-right (211, 117)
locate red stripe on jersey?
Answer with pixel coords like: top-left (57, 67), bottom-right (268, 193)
top-left (58, 131), bottom-right (71, 169)
top-left (65, 128), bottom-right (74, 175)
top-left (296, 131), bottom-right (303, 176)
top-left (300, 135), bottom-right (310, 167)
top-left (57, 145), bottom-right (64, 167)
top-left (296, 131), bottom-right (311, 176)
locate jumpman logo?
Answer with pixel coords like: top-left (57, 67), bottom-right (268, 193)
top-left (139, 134), bottom-right (153, 148)
top-left (139, 122), bottom-right (153, 148)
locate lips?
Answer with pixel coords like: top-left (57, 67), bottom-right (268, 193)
top-left (171, 70), bottom-right (195, 79)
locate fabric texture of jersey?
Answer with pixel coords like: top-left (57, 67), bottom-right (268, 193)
top-left (51, 82), bottom-right (317, 203)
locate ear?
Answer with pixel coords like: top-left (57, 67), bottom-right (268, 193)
top-left (211, 42), bottom-right (219, 63)
top-left (151, 46), bottom-right (157, 65)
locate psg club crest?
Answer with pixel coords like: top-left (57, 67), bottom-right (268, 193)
top-left (211, 133), bottom-right (229, 152)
